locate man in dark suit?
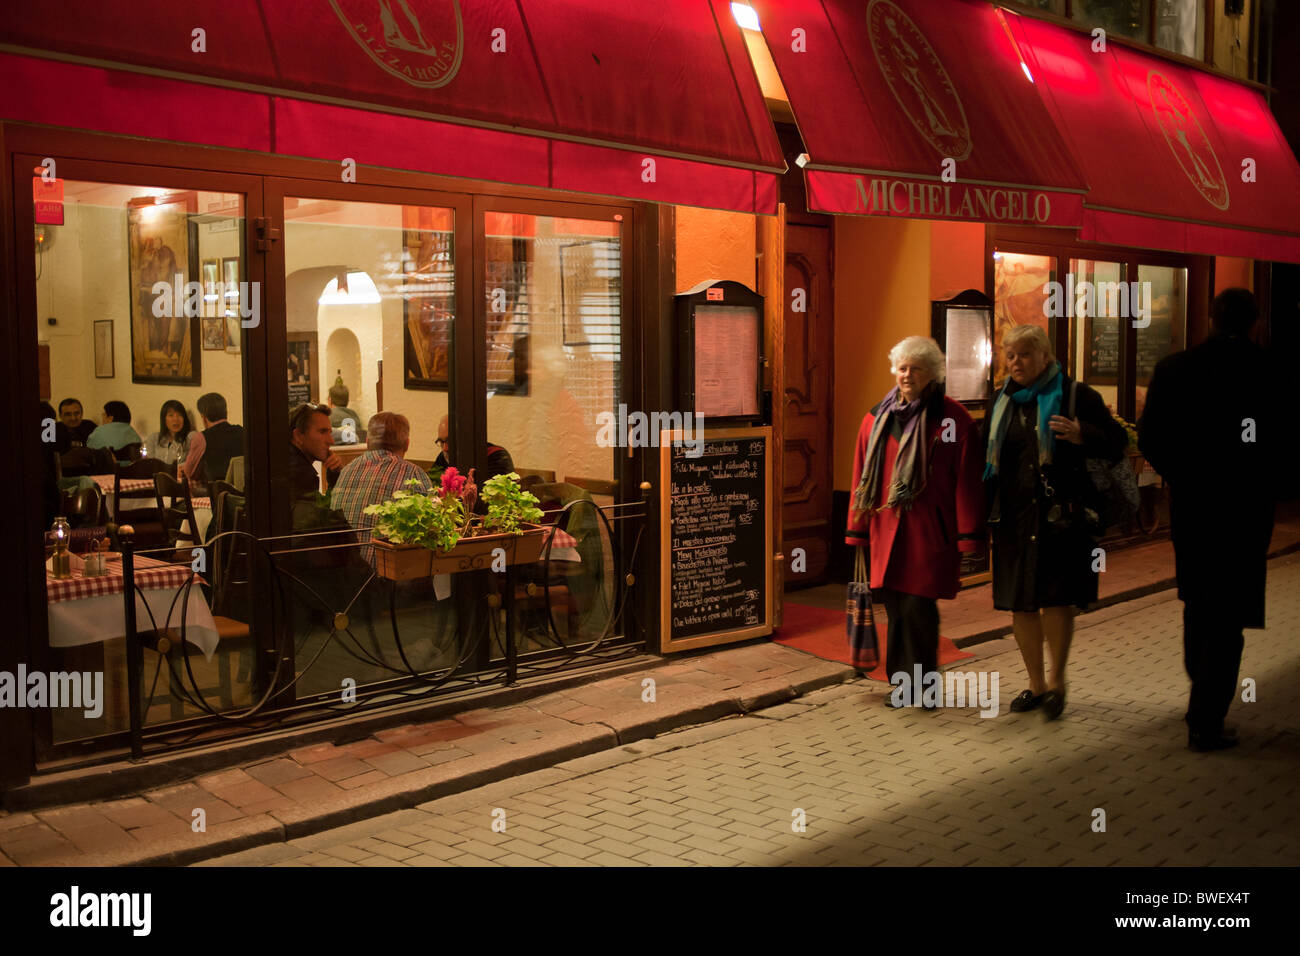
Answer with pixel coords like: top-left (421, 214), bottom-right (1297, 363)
top-left (1139, 288), bottom-right (1280, 752)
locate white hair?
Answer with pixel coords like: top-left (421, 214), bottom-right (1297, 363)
top-left (888, 336), bottom-right (946, 384)
top-left (1001, 324), bottom-right (1054, 361)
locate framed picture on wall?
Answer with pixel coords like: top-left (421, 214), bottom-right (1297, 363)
top-left (402, 222), bottom-right (454, 390)
top-left (222, 256), bottom-right (241, 354)
top-left (560, 239), bottom-right (619, 348)
top-left (201, 258), bottom-right (220, 317)
top-left (127, 192), bottom-right (201, 385)
top-left (287, 332), bottom-right (318, 408)
top-left (93, 319), bottom-right (114, 378)
top-left (200, 317), bottom-right (226, 350)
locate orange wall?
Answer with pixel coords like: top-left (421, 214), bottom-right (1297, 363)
top-left (930, 220), bottom-right (986, 300)
top-left (833, 216), bottom-right (932, 490)
top-left (1214, 256), bottom-right (1253, 293)
top-left (674, 206), bottom-right (757, 293)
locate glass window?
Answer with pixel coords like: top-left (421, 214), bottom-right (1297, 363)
top-left (1154, 0), bottom-right (1204, 58)
top-left (1072, 0), bottom-right (1150, 43)
top-left (281, 196), bottom-right (459, 696)
top-left (1135, 264), bottom-right (1187, 419)
top-left (993, 251), bottom-right (1055, 390)
top-left (36, 179), bottom-right (250, 739)
top-left (1068, 258), bottom-right (1124, 414)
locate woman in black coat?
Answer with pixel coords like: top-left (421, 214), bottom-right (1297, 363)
top-left (984, 325), bottom-right (1128, 720)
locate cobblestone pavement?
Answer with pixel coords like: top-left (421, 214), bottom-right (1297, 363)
top-left (203, 556), bottom-right (1300, 867)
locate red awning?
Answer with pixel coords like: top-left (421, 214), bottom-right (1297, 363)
top-left (750, 0), bottom-right (1088, 227)
top-left (0, 1), bottom-right (784, 214)
top-left (1007, 10), bottom-right (1300, 264)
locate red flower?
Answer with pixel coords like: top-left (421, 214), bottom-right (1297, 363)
top-left (441, 466), bottom-right (465, 496)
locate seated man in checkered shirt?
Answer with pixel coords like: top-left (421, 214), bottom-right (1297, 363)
top-left (331, 411), bottom-right (433, 556)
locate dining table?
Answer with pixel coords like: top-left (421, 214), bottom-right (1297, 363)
top-left (81, 474), bottom-right (213, 538)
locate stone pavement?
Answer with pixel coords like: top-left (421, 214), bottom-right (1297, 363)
top-left (203, 553), bottom-right (1300, 867)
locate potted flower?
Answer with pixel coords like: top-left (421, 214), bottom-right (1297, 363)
top-left (365, 469), bottom-right (548, 579)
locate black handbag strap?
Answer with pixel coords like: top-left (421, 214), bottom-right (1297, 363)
top-left (1067, 377), bottom-right (1078, 419)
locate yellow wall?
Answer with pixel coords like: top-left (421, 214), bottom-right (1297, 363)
top-left (832, 216), bottom-right (933, 490)
top-left (674, 206), bottom-right (756, 293)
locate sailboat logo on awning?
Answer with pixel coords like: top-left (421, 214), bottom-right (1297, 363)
top-left (867, 0), bottom-right (972, 161)
top-left (331, 0), bottom-right (464, 89)
top-left (1148, 71), bottom-right (1229, 210)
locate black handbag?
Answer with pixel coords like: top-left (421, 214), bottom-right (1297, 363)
top-left (846, 546), bottom-right (879, 669)
top-left (1067, 380), bottom-right (1139, 530)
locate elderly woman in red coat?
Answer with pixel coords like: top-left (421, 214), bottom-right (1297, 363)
top-left (846, 336), bottom-right (985, 707)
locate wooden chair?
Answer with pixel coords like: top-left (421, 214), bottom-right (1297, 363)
top-left (58, 446), bottom-right (97, 478)
top-left (116, 441), bottom-right (143, 463)
top-left (154, 471), bottom-right (201, 551)
top-left (61, 485), bottom-right (105, 529)
top-left (112, 457), bottom-right (168, 547)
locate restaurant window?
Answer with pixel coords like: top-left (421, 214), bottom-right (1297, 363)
top-left (483, 211), bottom-right (623, 651)
top-left (992, 251), bottom-right (1055, 390)
top-left (36, 179), bottom-right (252, 742)
top-left (279, 195), bottom-right (461, 697)
top-left (1135, 263), bottom-right (1187, 418)
top-left (1068, 258), bottom-right (1124, 414)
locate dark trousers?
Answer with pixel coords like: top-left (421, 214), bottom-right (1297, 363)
top-left (1183, 600), bottom-right (1244, 735)
top-left (878, 588), bottom-right (940, 685)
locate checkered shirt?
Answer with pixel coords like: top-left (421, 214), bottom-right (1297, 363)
top-left (331, 450), bottom-right (435, 543)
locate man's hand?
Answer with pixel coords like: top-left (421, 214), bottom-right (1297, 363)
top-left (323, 452), bottom-right (344, 473)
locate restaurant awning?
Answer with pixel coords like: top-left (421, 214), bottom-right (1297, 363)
top-left (0, 1), bottom-right (785, 214)
top-left (749, 0), bottom-right (1088, 227)
top-left (1005, 10), bottom-right (1300, 264)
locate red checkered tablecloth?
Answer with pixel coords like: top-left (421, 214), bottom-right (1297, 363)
top-left (543, 527), bottom-right (578, 550)
top-left (90, 474), bottom-right (154, 495)
top-left (46, 555), bottom-right (196, 604)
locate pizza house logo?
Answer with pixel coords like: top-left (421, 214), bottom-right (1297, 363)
top-left (867, 0), bottom-right (972, 161)
top-left (1148, 70), bottom-right (1229, 210)
top-left (331, 0), bottom-right (463, 88)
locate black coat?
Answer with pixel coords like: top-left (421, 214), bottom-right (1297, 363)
top-left (1138, 334), bottom-right (1279, 628)
top-left (985, 373), bottom-right (1129, 611)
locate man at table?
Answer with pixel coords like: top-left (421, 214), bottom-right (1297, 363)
top-left (181, 392), bottom-right (246, 488)
top-left (86, 401), bottom-right (142, 457)
top-left (332, 412), bottom-right (432, 541)
top-left (430, 414), bottom-right (514, 486)
top-left (57, 397), bottom-right (97, 452)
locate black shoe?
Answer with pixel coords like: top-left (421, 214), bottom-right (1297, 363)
top-left (1189, 730), bottom-right (1239, 752)
top-left (1041, 689), bottom-right (1066, 721)
top-left (1009, 690), bottom-right (1045, 713)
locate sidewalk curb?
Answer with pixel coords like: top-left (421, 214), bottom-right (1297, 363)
top-left (40, 663), bottom-right (857, 867)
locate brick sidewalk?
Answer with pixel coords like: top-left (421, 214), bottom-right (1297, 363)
top-left (4, 532), bottom-right (1297, 867)
top-left (206, 553), bottom-right (1300, 868)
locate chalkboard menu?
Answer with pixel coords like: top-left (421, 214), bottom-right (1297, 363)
top-left (1084, 315), bottom-right (1120, 384)
top-left (659, 426), bottom-right (773, 652)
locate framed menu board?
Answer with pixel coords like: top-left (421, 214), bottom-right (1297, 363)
top-left (931, 289), bottom-right (993, 411)
top-left (659, 426), bottom-right (773, 653)
top-left (675, 280), bottom-right (765, 425)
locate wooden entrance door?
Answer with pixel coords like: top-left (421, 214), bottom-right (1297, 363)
top-left (783, 222), bottom-right (834, 587)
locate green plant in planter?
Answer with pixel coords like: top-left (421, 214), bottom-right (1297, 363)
top-left (364, 478), bottom-right (466, 552)
top-left (1112, 413), bottom-right (1139, 451)
top-left (481, 472), bottom-right (544, 534)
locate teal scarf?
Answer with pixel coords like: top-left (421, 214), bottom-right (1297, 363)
top-left (984, 361), bottom-right (1063, 479)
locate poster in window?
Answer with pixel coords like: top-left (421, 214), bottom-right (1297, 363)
top-left (127, 192), bottom-right (200, 384)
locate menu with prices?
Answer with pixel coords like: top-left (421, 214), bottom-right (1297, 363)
top-left (659, 426), bottom-right (772, 652)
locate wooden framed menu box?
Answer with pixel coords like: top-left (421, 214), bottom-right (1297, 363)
top-left (659, 425), bottom-right (773, 653)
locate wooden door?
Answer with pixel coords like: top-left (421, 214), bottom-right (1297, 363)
top-left (783, 223), bottom-right (834, 587)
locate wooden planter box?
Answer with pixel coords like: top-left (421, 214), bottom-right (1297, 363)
top-left (371, 523), bottom-right (548, 580)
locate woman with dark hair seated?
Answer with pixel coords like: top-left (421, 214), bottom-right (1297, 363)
top-left (145, 399), bottom-right (195, 466)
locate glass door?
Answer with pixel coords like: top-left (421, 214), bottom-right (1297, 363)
top-left (22, 158), bottom-right (264, 753)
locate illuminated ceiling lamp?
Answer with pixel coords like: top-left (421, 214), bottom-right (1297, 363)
top-left (730, 2), bottom-right (760, 31)
top-left (996, 7), bottom-right (1035, 84)
top-left (319, 271), bottom-right (381, 305)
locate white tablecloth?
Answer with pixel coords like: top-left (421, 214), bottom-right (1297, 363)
top-left (48, 587), bottom-right (219, 660)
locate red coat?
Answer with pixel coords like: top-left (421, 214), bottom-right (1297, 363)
top-left (845, 392), bottom-right (985, 600)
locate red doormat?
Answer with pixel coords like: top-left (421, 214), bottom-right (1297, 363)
top-left (774, 601), bottom-right (973, 680)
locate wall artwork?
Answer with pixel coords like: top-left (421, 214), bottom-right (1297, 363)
top-left (201, 317), bottom-right (226, 351)
top-left (222, 256), bottom-right (242, 354)
top-left (287, 332), bottom-right (318, 408)
top-left (93, 320), bottom-right (114, 378)
top-left (127, 192), bottom-right (201, 384)
top-left (402, 209), bottom-right (455, 390)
